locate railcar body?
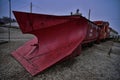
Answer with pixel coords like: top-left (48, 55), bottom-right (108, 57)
top-left (94, 21), bottom-right (110, 40)
top-left (12, 11), bottom-right (118, 76)
top-left (82, 21), bottom-right (98, 44)
top-left (12, 11), bottom-right (89, 76)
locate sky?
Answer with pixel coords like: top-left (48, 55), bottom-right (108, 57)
top-left (0, 0), bottom-right (120, 34)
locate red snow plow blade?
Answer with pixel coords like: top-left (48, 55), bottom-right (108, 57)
top-left (12, 11), bottom-right (87, 76)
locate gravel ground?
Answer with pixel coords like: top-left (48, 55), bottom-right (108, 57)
top-left (0, 27), bottom-right (120, 80)
top-left (0, 27), bottom-right (34, 41)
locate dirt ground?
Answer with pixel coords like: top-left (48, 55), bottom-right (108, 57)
top-left (0, 27), bottom-right (120, 80)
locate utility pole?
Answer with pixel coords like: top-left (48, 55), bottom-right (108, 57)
top-left (88, 9), bottom-right (91, 20)
top-left (30, 2), bottom-right (32, 13)
top-left (9, 0), bottom-right (11, 42)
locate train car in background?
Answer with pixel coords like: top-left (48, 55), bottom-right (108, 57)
top-left (109, 27), bottom-right (119, 39)
top-left (12, 10), bottom-right (119, 76)
top-left (94, 21), bottom-right (110, 41)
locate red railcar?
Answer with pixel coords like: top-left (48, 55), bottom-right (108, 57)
top-left (12, 11), bottom-right (112, 76)
top-left (82, 21), bottom-right (98, 44)
top-left (94, 21), bottom-right (110, 41)
top-left (12, 11), bottom-right (89, 76)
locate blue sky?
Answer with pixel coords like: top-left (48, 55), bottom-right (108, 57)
top-left (0, 0), bottom-right (120, 34)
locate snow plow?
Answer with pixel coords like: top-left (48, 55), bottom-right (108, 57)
top-left (12, 11), bottom-right (89, 76)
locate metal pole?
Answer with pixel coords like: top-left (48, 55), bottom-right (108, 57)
top-left (9, 0), bottom-right (11, 42)
top-left (30, 2), bottom-right (32, 13)
top-left (88, 9), bottom-right (91, 20)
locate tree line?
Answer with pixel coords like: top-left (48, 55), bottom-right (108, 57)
top-left (0, 16), bottom-right (16, 25)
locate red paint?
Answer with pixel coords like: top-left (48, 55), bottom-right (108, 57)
top-left (12, 11), bottom-right (112, 76)
top-left (94, 21), bottom-right (110, 40)
top-left (12, 11), bottom-right (88, 76)
top-left (82, 21), bottom-right (99, 44)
